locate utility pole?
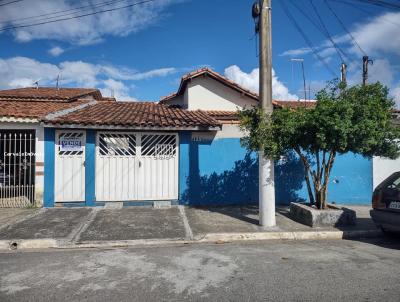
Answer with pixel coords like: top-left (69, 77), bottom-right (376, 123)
top-left (362, 56), bottom-right (373, 86)
top-left (253, 0), bottom-right (276, 227)
top-left (341, 63), bottom-right (347, 85)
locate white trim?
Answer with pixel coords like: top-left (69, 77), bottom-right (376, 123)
top-left (0, 117), bottom-right (38, 123)
top-left (41, 123), bottom-right (221, 131)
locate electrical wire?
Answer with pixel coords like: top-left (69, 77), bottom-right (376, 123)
top-left (0, 0), bottom-right (128, 24)
top-left (308, 0), bottom-right (350, 63)
top-left (0, 0), bottom-right (23, 7)
top-left (324, 0), bottom-right (367, 55)
top-left (329, 0), bottom-right (400, 27)
top-left (356, 0), bottom-right (400, 10)
top-left (0, 0), bottom-right (156, 32)
top-left (278, 0), bottom-right (338, 77)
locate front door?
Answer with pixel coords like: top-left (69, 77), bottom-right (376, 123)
top-left (54, 131), bottom-right (85, 202)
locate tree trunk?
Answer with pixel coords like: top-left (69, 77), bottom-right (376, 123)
top-left (295, 148), bottom-right (336, 210)
top-left (319, 151), bottom-right (336, 209)
top-left (304, 169), bottom-right (315, 205)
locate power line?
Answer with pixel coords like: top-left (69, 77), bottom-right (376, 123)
top-left (0, 0), bottom-right (23, 7)
top-left (356, 0), bottom-right (400, 10)
top-left (308, 0), bottom-right (350, 63)
top-left (288, 0), bottom-right (354, 62)
top-left (0, 0), bottom-right (128, 24)
top-left (329, 0), bottom-right (400, 27)
top-left (278, 0), bottom-right (338, 77)
top-left (324, 0), bottom-right (367, 55)
top-left (0, 0), bottom-right (156, 32)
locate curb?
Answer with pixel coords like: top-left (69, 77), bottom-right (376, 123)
top-left (0, 229), bottom-right (382, 251)
top-left (0, 239), bottom-right (58, 251)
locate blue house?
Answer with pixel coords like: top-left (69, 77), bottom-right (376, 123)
top-left (0, 68), bottom-right (372, 207)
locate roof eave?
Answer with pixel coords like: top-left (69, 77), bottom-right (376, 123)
top-left (0, 116), bottom-right (39, 123)
top-left (40, 122), bottom-right (221, 131)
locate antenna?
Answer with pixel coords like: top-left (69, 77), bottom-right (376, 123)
top-left (110, 89), bottom-right (114, 98)
top-left (33, 78), bottom-right (41, 89)
top-left (290, 58), bottom-right (306, 102)
top-left (56, 74), bottom-right (60, 90)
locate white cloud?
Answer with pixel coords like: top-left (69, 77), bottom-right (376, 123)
top-left (224, 65), bottom-right (298, 100)
top-left (101, 78), bottom-right (135, 101)
top-left (0, 56), bottom-right (179, 101)
top-left (48, 46), bottom-right (64, 57)
top-left (280, 47), bottom-right (312, 57)
top-left (349, 12), bottom-right (400, 56)
top-left (280, 11), bottom-right (400, 60)
top-left (1, 0), bottom-right (179, 45)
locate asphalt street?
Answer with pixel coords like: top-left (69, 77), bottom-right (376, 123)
top-left (1, 238), bottom-right (399, 302)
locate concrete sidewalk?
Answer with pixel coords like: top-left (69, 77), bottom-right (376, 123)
top-left (0, 205), bottom-right (381, 250)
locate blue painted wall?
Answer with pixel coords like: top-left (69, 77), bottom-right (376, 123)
top-left (179, 135), bottom-right (372, 206)
top-left (44, 130), bottom-right (372, 207)
top-left (43, 128), bottom-right (55, 207)
top-left (85, 130), bottom-right (96, 206)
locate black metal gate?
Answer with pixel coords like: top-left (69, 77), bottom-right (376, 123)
top-left (0, 130), bottom-right (36, 207)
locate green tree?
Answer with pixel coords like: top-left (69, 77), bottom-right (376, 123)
top-left (239, 81), bottom-right (400, 209)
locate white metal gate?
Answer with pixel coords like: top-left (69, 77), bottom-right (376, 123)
top-left (55, 131), bottom-right (85, 202)
top-left (96, 132), bottom-right (178, 201)
top-left (0, 131), bottom-right (35, 207)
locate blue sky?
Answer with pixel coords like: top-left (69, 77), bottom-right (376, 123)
top-left (0, 0), bottom-right (399, 103)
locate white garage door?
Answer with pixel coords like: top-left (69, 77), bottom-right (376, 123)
top-left (96, 132), bottom-right (178, 201)
top-left (55, 131), bottom-right (86, 202)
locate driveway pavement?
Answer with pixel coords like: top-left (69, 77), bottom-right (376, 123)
top-left (0, 205), bottom-right (380, 246)
top-left (1, 238), bottom-right (399, 301)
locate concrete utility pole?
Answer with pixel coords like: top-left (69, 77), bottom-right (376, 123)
top-left (362, 56), bottom-right (373, 86)
top-left (257, 0), bottom-right (276, 227)
top-left (341, 63), bottom-right (347, 85)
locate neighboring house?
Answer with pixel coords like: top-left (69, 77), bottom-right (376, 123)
top-left (0, 87), bottom-right (111, 207)
top-left (372, 110), bottom-right (400, 189)
top-left (0, 68), bottom-right (372, 208)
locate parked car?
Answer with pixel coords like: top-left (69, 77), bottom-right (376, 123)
top-left (370, 172), bottom-right (400, 233)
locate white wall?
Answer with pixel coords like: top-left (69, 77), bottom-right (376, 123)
top-left (0, 122), bottom-right (44, 204)
top-left (183, 76), bottom-right (258, 111)
top-left (373, 156), bottom-right (400, 189)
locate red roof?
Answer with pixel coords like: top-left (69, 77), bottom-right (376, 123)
top-left (0, 99), bottom-right (92, 119)
top-left (43, 102), bottom-right (221, 129)
top-left (0, 87), bottom-right (102, 101)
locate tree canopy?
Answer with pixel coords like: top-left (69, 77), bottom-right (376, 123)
top-left (239, 81), bottom-right (400, 209)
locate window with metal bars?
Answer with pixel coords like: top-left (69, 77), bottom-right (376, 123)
top-left (98, 133), bottom-right (136, 156)
top-left (141, 134), bottom-right (176, 157)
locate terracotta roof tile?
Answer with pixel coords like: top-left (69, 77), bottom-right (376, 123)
top-left (0, 87), bottom-right (101, 101)
top-left (44, 102), bottom-right (221, 129)
top-left (0, 99), bottom-right (91, 119)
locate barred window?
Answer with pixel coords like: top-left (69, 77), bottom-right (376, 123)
top-left (98, 133), bottom-right (136, 156)
top-left (141, 134), bottom-right (176, 157)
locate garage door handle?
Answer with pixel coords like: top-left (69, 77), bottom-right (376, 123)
top-left (139, 161), bottom-right (141, 168)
